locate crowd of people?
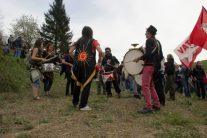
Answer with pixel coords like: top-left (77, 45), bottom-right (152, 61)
top-left (3, 25), bottom-right (207, 113)
top-left (3, 35), bottom-right (29, 58)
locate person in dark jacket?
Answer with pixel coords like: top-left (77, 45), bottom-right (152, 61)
top-left (165, 54), bottom-right (175, 100)
top-left (102, 47), bottom-right (121, 98)
top-left (193, 61), bottom-right (206, 99)
top-left (61, 48), bottom-right (74, 96)
top-left (133, 25), bottom-right (161, 113)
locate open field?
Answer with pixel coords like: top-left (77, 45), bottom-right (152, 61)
top-left (1, 75), bottom-right (207, 138)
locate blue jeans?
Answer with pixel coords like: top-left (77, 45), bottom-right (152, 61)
top-left (181, 78), bottom-right (191, 97)
top-left (15, 48), bottom-right (21, 57)
top-left (44, 78), bottom-right (53, 92)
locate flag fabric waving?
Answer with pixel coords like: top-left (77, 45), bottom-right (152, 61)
top-left (174, 6), bottom-right (207, 68)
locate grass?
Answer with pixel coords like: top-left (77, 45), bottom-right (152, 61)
top-left (0, 49), bottom-right (207, 137)
top-left (0, 49), bottom-right (30, 93)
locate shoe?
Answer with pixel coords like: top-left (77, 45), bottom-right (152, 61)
top-left (80, 105), bottom-right (92, 111)
top-left (138, 107), bottom-right (153, 114)
top-left (152, 105), bottom-right (160, 111)
top-left (33, 96), bottom-right (40, 100)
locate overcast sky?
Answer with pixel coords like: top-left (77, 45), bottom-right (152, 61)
top-left (0, 0), bottom-right (206, 63)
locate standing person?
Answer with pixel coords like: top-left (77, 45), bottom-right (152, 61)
top-left (69, 26), bottom-right (103, 111)
top-left (42, 42), bottom-right (57, 96)
top-left (180, 65), bottom-right (191, 97)
top-left (175, 65), bottom-right (183, 93)
top-left (102, 47), bottom-right (121, 98)
top-left (30, 38), bottom-right (46, 100)
top-left (61, 48), bottom-right (74, 96)
top-left (95, 64), bottom-right (105, 95)
top-left (193, 61), bottom-right (206, 99)
top-left (133, 25), bottom-right (161, 113)
top-left (165, 54), bottom-right (176, 100)
top-left (117, 61), bottom-right (125, 91)
top-left (14, 36), bottom-right (23, 58)
top-left (8, 35), bottom-right (14, 49)
top-left (153, 41), bottom-right (165, 106)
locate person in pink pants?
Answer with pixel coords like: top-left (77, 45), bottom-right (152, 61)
top-left (133, 25), bottom-right (161, 113)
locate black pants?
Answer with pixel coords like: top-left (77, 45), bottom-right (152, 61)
top-left (196, 80), bottom-right (206, 99)
top-left (154, 72), bottom-right (165, 105)
top-left (44, 78), bottom-right (53, 92)
top-left (65, 72), bottom-right (74, 96)
top-left (105, 80), bottom-right (121, 95)
top-left (72, 81), bottom-right (92, 108)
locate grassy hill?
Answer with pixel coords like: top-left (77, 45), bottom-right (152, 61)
top-left (0, 49), bottom-right (30, 93)
top-left (0, 49), bottom-right (207, 138)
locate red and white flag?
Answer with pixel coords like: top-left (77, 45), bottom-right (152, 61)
top-left (174, 6), bottom-right (207, 68)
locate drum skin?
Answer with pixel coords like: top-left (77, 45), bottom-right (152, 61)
top-left (123, 49), bottom-right (144, 75)
top-left (134, 74), bottom-right (142, 86)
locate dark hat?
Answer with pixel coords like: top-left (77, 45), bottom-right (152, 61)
top-left (147, 25), bottom-right (157, 36)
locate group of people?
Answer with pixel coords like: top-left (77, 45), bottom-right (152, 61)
top-left (5, 35), bottom-right (28, 58)
top-left (28, 25), bottom-right (207, 113)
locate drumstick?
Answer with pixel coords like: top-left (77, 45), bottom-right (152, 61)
top-left (43, 55), bottom-right (58, 63)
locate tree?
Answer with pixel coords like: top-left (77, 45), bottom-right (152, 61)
top-left (40, 0), bottom-right (73, 52)
top-left (10, 15), bottom-right (40, 46)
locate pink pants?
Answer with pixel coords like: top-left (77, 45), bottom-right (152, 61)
top-left (142, 66), bottom-right (160, 109)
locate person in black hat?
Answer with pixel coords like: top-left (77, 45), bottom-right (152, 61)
top-left (133, 25), bottom-right (164, 113)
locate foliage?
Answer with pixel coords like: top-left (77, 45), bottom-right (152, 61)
top-left (10, 15), bottom-right (40, 46)
top-left (0, 49), bottom-right (30, 92)
top-left (40, 0), bottom-right (73, 52)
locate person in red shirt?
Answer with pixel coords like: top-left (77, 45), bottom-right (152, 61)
top-left (69, 26), bottom-right (103, 111)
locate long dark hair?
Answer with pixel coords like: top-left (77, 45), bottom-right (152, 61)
top-left (82, 26), bottom-right (93, 38)
top-left (34, 38), bottom-right (43, 48)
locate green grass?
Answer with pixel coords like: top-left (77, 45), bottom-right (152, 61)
top-left (0, 49), bottom-right (30, 93)
top-left (163, 112), bottom-right (192, 126)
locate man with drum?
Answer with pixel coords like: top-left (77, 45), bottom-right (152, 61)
top-left (133, 25), bottom-right (161, 113)
top-left (102, 47), bottom-right (121, 98)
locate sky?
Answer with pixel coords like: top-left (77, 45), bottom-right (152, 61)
top-left (0, 0), bottom-right (206, 63)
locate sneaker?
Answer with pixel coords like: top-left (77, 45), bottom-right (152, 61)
top-left (138, 107), bottom-right (153, 114)
top-left (33, 96), bottom-right (41, 100)
top-left (80, 105), bottom-right (92, 111)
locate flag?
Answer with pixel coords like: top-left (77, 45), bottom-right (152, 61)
top-left (174, 6), bottom-right (207, 68)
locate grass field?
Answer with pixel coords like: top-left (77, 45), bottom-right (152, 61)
top-left (1, 49), bottom-right (207, 138)
top-left (1, 74), bottom-right (207, 138)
